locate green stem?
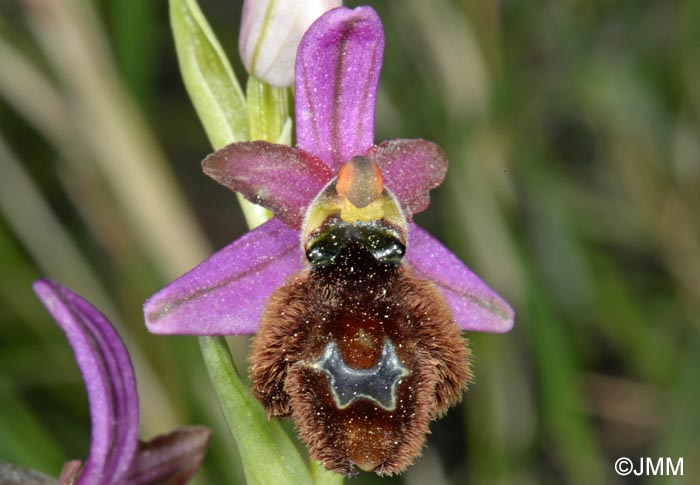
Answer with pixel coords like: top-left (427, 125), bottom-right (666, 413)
top-left (311, 459), bottom-right (345, 485)
top-left (246, 75), bottom-right (290, 143)
top-left (199, 336), bottom-right (312, 484)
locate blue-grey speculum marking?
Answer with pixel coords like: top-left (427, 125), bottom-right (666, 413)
top-left (310, 339), bottom-right (410, 411)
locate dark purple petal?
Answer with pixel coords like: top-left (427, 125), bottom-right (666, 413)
top-left (295, 6), bottom-right (384, 169)
top-left (33, 280), bottom-right (140, 485)
top-left (202, 141), bottom-right (332, 228)
top-left (122, 426), bottom-right (211, 485)
top-left (367, 139), bottom-right (448, 217)
top-left (144, 218), bottom-right (303, 335)
top-left (406, 225), bottom-right (514, 332)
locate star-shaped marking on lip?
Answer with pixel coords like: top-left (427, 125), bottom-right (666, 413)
top-left (310, 339), bottom-right (409, 411)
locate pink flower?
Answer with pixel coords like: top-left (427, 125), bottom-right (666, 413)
top-left (144, 6), bottom-right (513, 475)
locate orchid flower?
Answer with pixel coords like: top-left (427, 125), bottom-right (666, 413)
top-left (14, 279), bottom-right (211, 485)
top-left (145, 5), bottom-right (513, 476)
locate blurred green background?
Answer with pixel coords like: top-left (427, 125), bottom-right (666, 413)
top-left (1, 0), bottom-right (698, 483)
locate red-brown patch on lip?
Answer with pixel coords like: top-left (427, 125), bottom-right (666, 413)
top-left (334, 313), bottom-right (383, 369)
top-left (249, 243), bottom-right (471, 476)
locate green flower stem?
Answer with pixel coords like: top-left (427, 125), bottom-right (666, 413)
top-left (246, 75), bottom-right (290, 143)
top-left (311, 459), bottom-right (345, 485)
top-left (199, 336), bottom-right (312, 485)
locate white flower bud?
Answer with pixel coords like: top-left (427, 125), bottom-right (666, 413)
top-left (239, 0), bottom-right (341, 87)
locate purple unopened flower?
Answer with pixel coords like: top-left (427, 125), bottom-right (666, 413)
top-left (32, 279), bottom-right (210, 485)
top-left (145, 6), bottom-right (513, 476)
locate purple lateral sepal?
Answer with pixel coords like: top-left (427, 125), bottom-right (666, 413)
top-left (406, 224), bottom-right (514, 333)
top-left (295, 6), bottom-right (384, 169)
top-left (33, 279), bottom-right (139, 485)
top-left (202, 141), bottom-right (332, 228)
top-left (144, 218), bottom-right (303, 335)
top-left (368, 139), bottom-right (448, 217)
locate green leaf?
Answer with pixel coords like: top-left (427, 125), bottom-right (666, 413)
top-left (199, 336), bottom-right (312, 485)
top-left (170, 0), bottom-right (249, 149)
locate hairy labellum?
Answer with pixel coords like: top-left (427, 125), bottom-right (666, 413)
top-left (250, 158), bottom-right (471, 476)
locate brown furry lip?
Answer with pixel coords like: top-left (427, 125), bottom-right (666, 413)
top-left (250, 242), bottom-right (471, 476)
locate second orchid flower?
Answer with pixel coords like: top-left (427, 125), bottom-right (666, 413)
top-left (30, 280), bottom-right (210, 485)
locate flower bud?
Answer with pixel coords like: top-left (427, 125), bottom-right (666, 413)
top-left (239, 0), bottom-right (341, 87)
